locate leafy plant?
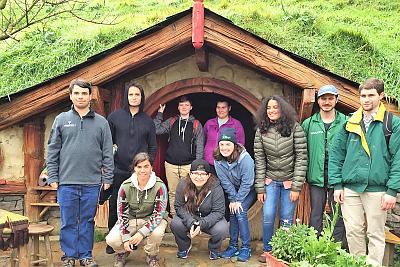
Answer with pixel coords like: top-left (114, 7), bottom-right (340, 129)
top-left (271, 203), bottom-right (371, 266)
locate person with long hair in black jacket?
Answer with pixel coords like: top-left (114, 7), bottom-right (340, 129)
top-left (171, 159), bottom-right (228, 260)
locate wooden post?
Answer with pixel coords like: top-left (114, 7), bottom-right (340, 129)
top-left (298, 88), bottom-right (315, 122)
top-left (91, 86), bottom-right (106, 117)
top-left (23, 118), bottom-right (45, 222)
top-left (195, 46), bottom-right (209, 72)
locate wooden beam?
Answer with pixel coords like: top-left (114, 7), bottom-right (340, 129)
top-left (23, 118), bottom-right (45, 222)
top-left (299, 88), bottom-right (316, 122)
top-left (0, 180), bottom-right (26, 194)
top-left (195, 47), bottom-right (208, 72)
top-left (91, 86), bottom-right (106, 117)
top-left (0, 15), bottom-right (193, 131)
top-left (203, 15), bottom-right (399, 115)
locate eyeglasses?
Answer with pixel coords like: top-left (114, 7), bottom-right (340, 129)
top-left (190, 172), bottom-right (209, 178)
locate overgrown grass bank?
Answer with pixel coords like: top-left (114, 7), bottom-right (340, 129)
top-left (1, 0), bottom-right (399, 99)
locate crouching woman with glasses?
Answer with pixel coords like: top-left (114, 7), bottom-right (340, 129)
top-left (106, 152), bottom-right (168, 267)
top-left (171, 159), bottom-right (229, 260)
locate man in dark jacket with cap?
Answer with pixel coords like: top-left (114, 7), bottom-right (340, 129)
top-left (106, 81), bottom-right (157, 254)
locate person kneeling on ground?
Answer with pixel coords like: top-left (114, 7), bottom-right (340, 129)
top-left (171, 159), bottom-right (229, 260)
top-left (106, 152), bottom-right (168, 267)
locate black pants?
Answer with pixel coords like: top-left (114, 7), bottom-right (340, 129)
top-left (108, 168), bottom-right (131, 230)
top-left (309, 185), bottom-right (346, 244)
top-left (170, 216), bottom-right (229, 252)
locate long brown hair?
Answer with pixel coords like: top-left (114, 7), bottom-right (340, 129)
top-left (254, 95), bottom-right (298, 137)
top-left (183, 174), bottom-right (216, 215)
top-left (213, 143), bottom-right (244, 163)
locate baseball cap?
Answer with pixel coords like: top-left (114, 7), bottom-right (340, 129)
top-left (190, 159), bottom-right (211, 173)
top-left (317, 85), bottom-right (338, 98)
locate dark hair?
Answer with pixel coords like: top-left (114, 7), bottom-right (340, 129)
top-left (213, 143), bottom-right (244, 163)
top-left (178, 95), bottom-right (192, 105)
top-left (183, 173), bottom-right (216, 215)
top-left (124, 80), bottom-right (145, 112)
top-left (216, 98), bottom-right (231, 107)
top-left (131, 152), bottom-right (153, 170)
top-left (69, 79), bottom-right (92, 94)
top-left (359, 78), bottom-right (384, 94)
top-left (254, 95), bottom-right (298, 137)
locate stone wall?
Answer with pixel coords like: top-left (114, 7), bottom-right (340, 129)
top-left (0, 195), bottom-right (24, 215)
top-left (134, 53), bottom-right (291, 102)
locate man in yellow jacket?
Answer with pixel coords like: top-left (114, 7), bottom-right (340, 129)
top-left (329, 78), bottom-right (400, 266)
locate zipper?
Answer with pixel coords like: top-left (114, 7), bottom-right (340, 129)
top-left (197, 190), bottom-right (212, 218)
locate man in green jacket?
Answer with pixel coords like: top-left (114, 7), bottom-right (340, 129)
top-left (329, 78), bottom-right (400, 267)
top-left (302, 85), bottom-right (346, 243)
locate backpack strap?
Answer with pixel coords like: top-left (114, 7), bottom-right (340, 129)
top-left (383, 111), bottom-right (393, 151)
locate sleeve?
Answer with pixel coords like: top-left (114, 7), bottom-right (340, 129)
top-left (174, 180), bottom-right (196, 228)
top-left (328, 125), bottom-right (348, 190)
top-left (46, 116), bottom-right (62, 184)
top-left (301, 118), bottom-right (310, 137)
top-left (195, 122), bottom-right (204, 159)
top-left (214, 161), bottom-right (237, 202)
top-left (101, 122), bottom-right (114, 184)
top-left (153, 112), bottom-right (171, 135)
top-left (117, 186), bottom-right (131, 243)
top-left (137, 183), bottom-right (168, 237)
top-left (386, 117), bottom-right (400, 196)
top-left (291, 123), bottom-right (308, 192)
top-left (235, 154), bottom-right (255, 203)
top-left (107, 114), bottom-right (116, 144)
top-left (147, 121), bottom-right (157, 162)
top-left (253, 128), bottom-right (267, 194)
top-left (235, 120), bottom-right (246, 145)
top-left (198, 185), bottom-right (225, 230)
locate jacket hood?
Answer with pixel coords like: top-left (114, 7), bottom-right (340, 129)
top-left (129, 171), bottom-right (157, 201)
top-left (123, 84), bottom-right (145, 113)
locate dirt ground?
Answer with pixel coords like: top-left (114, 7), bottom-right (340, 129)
top-left (0, 233), bottom-right (268, 267)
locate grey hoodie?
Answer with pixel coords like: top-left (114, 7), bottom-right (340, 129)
top-left (47, 107), bottom-right (114, 185)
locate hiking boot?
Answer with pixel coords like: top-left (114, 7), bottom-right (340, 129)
top-left (114, 252), bottom-right (128, 267)
top-left (209, 250), bottom-right (220, 260)
top-left (237, 247), bottom-right (251, 262)
top-left (258, 251), bottom-right (271, 263)
top-left (146, 255), bottom-right (160, 267)
top-left (106, 244), bottom-right (115, 254)
top-left (79, 258), bottom-right (98, 267)
top-left (220, 245), bottom-right (239, 258)
top-left (176, 244), bottom-right (192, 259)
top-left (61, 258), bottom-right (75, 267)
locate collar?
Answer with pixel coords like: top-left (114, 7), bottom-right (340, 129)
top-left (348, 102), bottom-right (386, 125)
top-left (71, 105), bottom-right (95, 118)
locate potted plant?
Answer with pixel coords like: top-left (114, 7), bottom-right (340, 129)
top-left (268, 204), bottom-right (371, 267)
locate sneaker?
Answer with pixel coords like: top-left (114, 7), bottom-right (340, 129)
top-left (62, 258), bottom-right (75, 267)
top-left (114, 252), bottom-right (128, 267)
top-left (221, 245), bottom-right (239, 258)
top-left (237, 247), bottom-right (251, 262)
top-left (258, 251), bottom-right (271, 263)
top-left (176, 244), bottom-right (192, 259)
top-left (80, 258), bottom-right (99, 267)
top-left (209, 250), bottom-right (220, 260)
top-left (106, 244), bottom-right (115, 254)
top-left (146, 255), bottom-right (160, 267)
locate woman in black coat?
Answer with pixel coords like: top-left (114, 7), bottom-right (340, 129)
top-left (171, 159), bottom-right (229, 260)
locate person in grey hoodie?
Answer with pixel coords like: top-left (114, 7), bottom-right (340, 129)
top-left (171, 159), bottom-right (228, 260)
top-left (154, 95), bottom-right (204, 216)
top-left (47, 79), bottom-right (114, 267)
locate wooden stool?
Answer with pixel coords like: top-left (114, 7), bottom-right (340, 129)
top-left (28, 224), bottom-right (54, 267)
top-left (383, 230), bottom-right (400, 267)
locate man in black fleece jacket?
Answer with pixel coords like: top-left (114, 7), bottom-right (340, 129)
top-left (106, 81), bottom-right (157, 254)
top-left (154, 95), bottom-right (204, 216)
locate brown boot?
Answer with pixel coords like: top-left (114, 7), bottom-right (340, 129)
top-left (258, 251), bottom-right (271, 263)
top-left (146, 255), bottom-right (160, 267)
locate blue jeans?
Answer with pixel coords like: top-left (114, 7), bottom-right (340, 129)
top-left (228, 190), bottom-right (256, 249)
top-left (262, 181), bottom-right (297, 252)
top-left (58, 185), bottom-right (101, 260)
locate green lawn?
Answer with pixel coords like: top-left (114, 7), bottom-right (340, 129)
top-left (0, 0), bottom-right (399, 100)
